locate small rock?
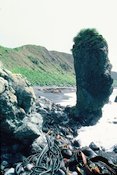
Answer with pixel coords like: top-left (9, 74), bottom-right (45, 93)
top-left (66, 134), bottom-right (73, 140)
top-left (113, 145), bottom-right (117, 153)
top-left (25, 163), bottom-right (34, 171)
top-left (72, 127), bottom-right (78, 137)
top-left (59, 127), bottom-right (68, 135)
top-left (72, 140), bottom-right (80, 148)
top-left (42, 126), bottom-right (49, 133)
top-left (72, 172), bottom-right (78, 175)
top-left (100, 146), bottom-right (105, 151)
top-left (82, 147), bottom-right (97, 158)
top-left (38, 96), bottom-right (53, 110)
top-left (89, 142), bottom-right (100, 151)
top-left (62, 149), bottom-right (72, 159)
top-left (4, 168), bottom-right (15, 175)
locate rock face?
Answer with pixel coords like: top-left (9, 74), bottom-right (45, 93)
top-left (72, 29), bottom-right (113, 125)
top-left (0, 66), bottom-right (43, 142)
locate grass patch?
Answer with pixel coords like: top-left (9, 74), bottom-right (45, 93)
top-left (12, 67), bottom-right (76, 86)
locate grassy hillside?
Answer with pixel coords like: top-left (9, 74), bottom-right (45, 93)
top-left (0, 44), bottom-right (116, 87)
top-left (0, 45), bottom-right (75, 86)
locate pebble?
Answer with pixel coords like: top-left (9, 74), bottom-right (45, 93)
top-left (4, 168), bottom-right (15, 175)
top-left (72, 140), bottom-right (80, 148)
top-left (66, 134), bottom-right (73, 140)
top-left (82, 147), bottom-right (97, 158)
top-left (25, 163), bottom-right (34, 171)
top-left (62, 149), bottom-right (72, 159)
top-left (72, 172), bottom-right (78, 175)
top-left (89, 142), bottom-right (100, 151)
top-left (113, 145), bottom-right (117, 153)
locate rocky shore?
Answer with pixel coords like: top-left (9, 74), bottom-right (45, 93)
top-left (0, 67), bottom-right (117, 175)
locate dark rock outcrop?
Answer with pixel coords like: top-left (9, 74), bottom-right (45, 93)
top-left (72, 29), bottom-right (113, 125)
top-left (0, 66), bottom-right (43, 142)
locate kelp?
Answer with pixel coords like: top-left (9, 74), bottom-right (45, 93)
top-left (15, 133), bottom-right (117, 175)
top-left (16, 135), bottom-right (63, 175)
top-left (66, 150), bottom-right (117, 175)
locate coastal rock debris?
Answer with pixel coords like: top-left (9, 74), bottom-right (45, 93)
top-left (14, 133), bottom-right (117, 175)
top-left (15, 134), bottom-right (63, 175)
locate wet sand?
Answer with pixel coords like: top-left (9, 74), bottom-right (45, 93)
top-left (33, 86), bottom-right (76, 106)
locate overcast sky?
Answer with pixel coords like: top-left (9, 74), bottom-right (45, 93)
top-left (0, 0), bottom-right (117, 71)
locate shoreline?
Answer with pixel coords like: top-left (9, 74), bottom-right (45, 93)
top-left (33, 85), bottom-right (76, 92)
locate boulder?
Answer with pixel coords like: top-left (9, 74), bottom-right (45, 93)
top-left (31, 134), bottom-right (47, 153)
top-left (14, 113), bottom-right (43, 142)
top-left (89, 142), bottom-right (100, 151)
top-left (0, 66), bottom-right (43, 142)
top-left (36, 96), bottom-right (53, 111)
top-left (72, 29), bottom-right (113, 125)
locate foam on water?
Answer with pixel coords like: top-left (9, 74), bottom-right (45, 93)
top-left (76, 89), bottom-right (117, 150)
top-left (58, 88), bottom-right (117, 150)
top-left (57, 91), bottom-right (76, 106)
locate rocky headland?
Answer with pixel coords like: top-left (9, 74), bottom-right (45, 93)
top-left (0, 67), bottom-right (117, 175)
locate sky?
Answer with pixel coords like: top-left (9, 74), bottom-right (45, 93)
top-left (0, 0), bottom-right (117, 71)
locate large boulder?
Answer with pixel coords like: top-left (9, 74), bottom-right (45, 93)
top-left (72, 29), bottom-right (113, 125)
top-left (0, 66), bottom-right (43, 142)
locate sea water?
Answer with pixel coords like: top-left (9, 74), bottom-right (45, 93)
top-left (35, 87), bottom-right (117, 150)
top-left (76, 89), bottom-right (117, 150)
top-left (59, 89), bottom-right (117, 150)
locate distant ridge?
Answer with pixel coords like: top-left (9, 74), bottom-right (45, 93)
top-left (0, 44), bottom-right (116, 86)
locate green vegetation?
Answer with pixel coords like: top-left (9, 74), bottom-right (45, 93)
top-left (0, 45), bottom-right (75, 86)
top-left (0, 44), bottom-right (116, 87)
top-left (12, 67), bottom-right (75, 86)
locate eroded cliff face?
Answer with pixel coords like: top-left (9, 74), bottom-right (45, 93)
top-left (72, 29), bottom-right (113, 125)
top-left (0, 66), bottom-right (43, 142)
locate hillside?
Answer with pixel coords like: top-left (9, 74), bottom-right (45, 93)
top-left (0, 45), bottom-right (75, 86)
top-left (0, 44), bottom-right (117, 86)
